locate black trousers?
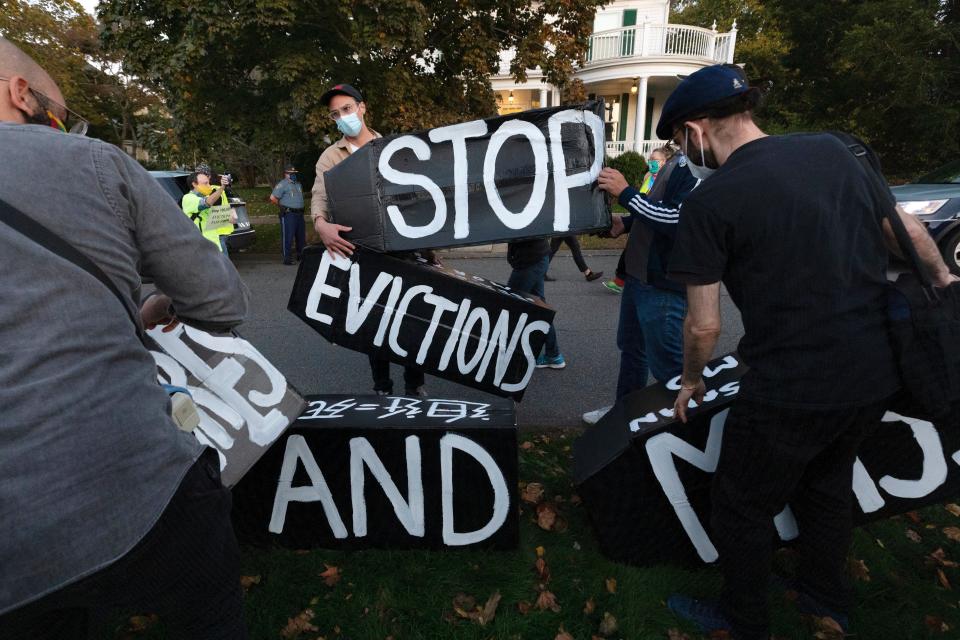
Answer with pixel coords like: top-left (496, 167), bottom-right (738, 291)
top-left (712, 397), bottom-right (888, 639)
top-left (368, 354), bottom-right (425, 394)
top-left (548, 236), bottom-right (588, 273)
top-left (0, 450), bottom-right (247, 640)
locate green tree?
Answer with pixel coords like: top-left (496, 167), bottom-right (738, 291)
top-left (97, 0), bottom-right (605, 184)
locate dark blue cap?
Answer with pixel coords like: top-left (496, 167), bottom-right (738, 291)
top-left (656, 65), bottom-right (749, 140)
top-left (321, 83), bottom-right (364, 106)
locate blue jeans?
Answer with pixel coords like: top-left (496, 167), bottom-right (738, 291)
top-left (280, 211), bottom-right (305, 262)
top-left (615, 276), bottom-right (686, 400)
top-left (507, 255), bottom-right (559, 358)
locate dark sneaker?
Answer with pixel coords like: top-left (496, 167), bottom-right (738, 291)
top-left (283, 260), bottom-right (295, 266)
top-left (404, 386), bottom-right (428, 398)
top-left (544, 273), bottom-right (556, 281)
top-left (666, 595), bottom-right (733, 634)
top-left (585, 270), bottom-right (604, 282)
top-left (375, 389), bottom-right (390, 396)
top-left (536, 354), bottom-right (566, 369)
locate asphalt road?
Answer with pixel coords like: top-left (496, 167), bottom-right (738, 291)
top-left (233, 250), bottom-right (743, 428)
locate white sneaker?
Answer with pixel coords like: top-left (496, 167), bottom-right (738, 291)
top-left (582, 405), bottom-right (613, 425)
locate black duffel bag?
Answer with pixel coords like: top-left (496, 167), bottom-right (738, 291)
top-left (834, 132), bottom-right (960, 421)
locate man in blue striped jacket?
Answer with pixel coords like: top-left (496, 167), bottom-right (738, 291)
top-left (597, 154), bottom-right (699, 403)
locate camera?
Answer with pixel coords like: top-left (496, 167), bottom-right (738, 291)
top-left (221, 173), bottom-right (233, 185)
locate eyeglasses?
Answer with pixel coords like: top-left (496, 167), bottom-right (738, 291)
top-left (328, 101), bottom-right (359, 121)
top-left (0, 76), bottom-right (89, 136)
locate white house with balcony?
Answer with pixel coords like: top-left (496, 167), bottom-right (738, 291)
top-left (490, 0), bottom-right (738, 159)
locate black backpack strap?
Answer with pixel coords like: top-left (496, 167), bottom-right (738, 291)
top-left (0, 197), bottom-right (146, 341)
top-left (828, 131), bottom-right (938, 299)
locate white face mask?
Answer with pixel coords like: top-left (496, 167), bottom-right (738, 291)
top-left (684, 127), bottom-right (716, 181)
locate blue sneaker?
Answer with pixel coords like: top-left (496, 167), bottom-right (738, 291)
top-left (536, 354), bottom-right (566, 369)
top-left (667, 595), bottom-right (733, 634)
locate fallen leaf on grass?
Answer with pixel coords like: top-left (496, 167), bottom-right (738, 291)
top-left (597, 611), bottom-right (618, 636)
top-left (536, 545), bottom-right (546, 558)
top-left (667, 629), bottom-right (693, 640)
top-left (928, 548), bottom-right (959, 568)
top-left (605, 577), bottom-right (617, 594)
top-left (906, 528), bottom-right (923, 543)
top-left (537, 502), bottom-right (568, 531)
top-left (906, 511), bottom-right (922, 524)
top-left (280, 608), bottom-right (318, 638)
top-left (944, 526), bottom-right (960, 543)
top-left (708, 632), bottom-right (731, 640)
top-left (570, 494), bottom-right (582, 506)
top-left (938, 568), bottom-right (952, 590)
top-left (535, 556), bottom-right (551, 582)
top-left (583, 597), bottom-right (596, 615)
top-left (925, 615), bottom-right (952, 633)
top-left (522, 482), bottom-right (545, 504)
top-left (452, 592), bottom-right (501, 626)
top-left (517, 600), bottom-right (532, 615)
top-left (946, 503), bottom-right (960, 517)
top-left (536, 589), bottom-right (562, 612)
top-left (521, 441), bottom-right (535, 450)
top-left (809, 614), bottom-right (845, 640)
top-left (848, 558), bottom-right (871, 582)
top-left (555, 626), bottom-right (575, 640)
top-left (125, 614), bottom-right (159, 633)
top-left (319, 564), bottom-right (341, 587)
top-left (240, 575), bottom-right (261, 592)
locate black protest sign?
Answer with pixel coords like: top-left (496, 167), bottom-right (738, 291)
top-left (288, 245), bottom-right (555, 400)
top-left (148, 324), bottom-right (307, 487)
top-left (324, 102), bottom-right (610, 252)
top-left (231, 394), bottom-right (519, 551)
top-left (573, 352), bottom-right (960, 567)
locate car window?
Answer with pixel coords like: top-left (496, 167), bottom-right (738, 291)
top-left (916, 160), bottom-right (960, 184)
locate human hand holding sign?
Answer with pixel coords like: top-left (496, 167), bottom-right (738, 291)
top-left (673, 378), bottom-right (706, 423)
top-left (598, 167), bottom-right (629, 198)
top-left (314, 217), bottom-right (355, 258)
top-left (140, 293), bottom-right (179, 333)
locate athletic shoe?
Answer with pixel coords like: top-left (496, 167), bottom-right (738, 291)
top-left (666, 595), bottom-right (733, 634)
top-left (375, 389), bottom-right (390, 396)
top-left (544, 273), bottom-right (556, 281)
top-left (602, 280), bottom-right (623, 294)
top-left (283, 260), bottom-right (295, 266)
top-left (536, 354), bottom-right (566, 369)
top-left (585, 270), bottom-right (604, 282)
top-left (404, 386), bottom-right (428, 398)
top-left (582, 405), bottom-right (612, 425)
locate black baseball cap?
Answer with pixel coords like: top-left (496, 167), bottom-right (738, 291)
top-left (284, 163), bottom-right (298, 173)
top-left (656, 65), bottom-right (750, 139)
top-left (321, 83), bottom-right (364, 106)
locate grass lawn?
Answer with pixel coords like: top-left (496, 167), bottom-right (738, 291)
top-left (104, 431), bottom-right (960, 639)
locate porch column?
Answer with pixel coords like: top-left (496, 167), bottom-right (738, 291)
top-left (633, 76), bottom-right (649, 154)
top-left (539, 87), bottom-right (547, 109)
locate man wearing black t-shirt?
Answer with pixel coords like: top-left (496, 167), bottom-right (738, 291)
top-left (658, 65), bottom-right (958, 639)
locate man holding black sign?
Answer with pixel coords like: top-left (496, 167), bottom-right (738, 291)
top-left (661, 64), bottom-right (957, 639)
top-left (310, 83), bottom-right (427, 396)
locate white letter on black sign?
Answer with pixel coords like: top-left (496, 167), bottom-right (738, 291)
top-left (269, 435), bottom-right (348, 537)
top-left (306, 251), bottom-right (351, 325)
top-left (548, 109), bottom-right (604, 232)
top-left (499, 320), bottom-right (549, 393)
top-left (429, 120), bottom-right (488, 239)
top-left (440, 433), bottom-right (509, 546)
top-left (483, 120), bottom-right (549, 230)
top-left (350, 436), bottom-right (425, 538)
top-left (379, 136), bottom-right (447, 239)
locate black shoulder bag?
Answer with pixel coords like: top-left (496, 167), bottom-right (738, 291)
top-left (832, 132), bottom-right (960, 420)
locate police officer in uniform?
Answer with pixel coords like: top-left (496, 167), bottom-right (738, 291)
top-left (270, 163), bottom-right (306, 265)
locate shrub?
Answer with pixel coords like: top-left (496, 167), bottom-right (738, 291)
top-left (605, 151), bottom-right (648, 188)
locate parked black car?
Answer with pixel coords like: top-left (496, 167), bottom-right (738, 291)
top-left (150, 170), bottom-right (256, 252)
top-left (891, 161), bottom-right (960, 275)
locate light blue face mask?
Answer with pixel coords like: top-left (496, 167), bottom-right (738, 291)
top-left (336, 112), bottom-right (363, 137)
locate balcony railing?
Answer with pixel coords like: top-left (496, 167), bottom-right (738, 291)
top-left (587, 23), bottom-right (737, 65)
top-left (605, 140), bottom-right (667, 159)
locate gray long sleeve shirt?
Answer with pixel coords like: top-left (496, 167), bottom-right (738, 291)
top-left (0, 123), bottom-right (249, 614)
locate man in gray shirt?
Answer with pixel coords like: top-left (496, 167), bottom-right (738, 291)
top-left (0, 39), bottom-right (249, 638)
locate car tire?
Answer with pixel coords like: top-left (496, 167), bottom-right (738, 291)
top-left (941, 229), bottom-right (960, 276)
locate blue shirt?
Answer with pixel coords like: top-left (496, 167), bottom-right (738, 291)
top-left (272, 177), bottom-right (305, 209)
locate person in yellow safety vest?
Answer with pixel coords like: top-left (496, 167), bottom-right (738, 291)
top-left (181, 170), bottom-right (236, 253)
